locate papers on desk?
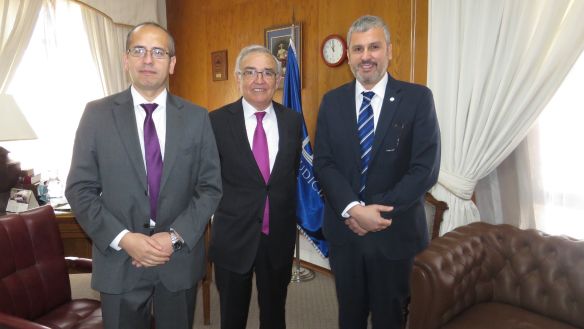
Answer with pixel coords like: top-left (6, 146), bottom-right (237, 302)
top-left (52, 202), bottom-right (71, 212)
top-left (6, 188), bottom-right (39, 213)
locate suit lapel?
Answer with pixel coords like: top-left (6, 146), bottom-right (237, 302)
top-left (370, 75), bottom-right (401, 162)
top-left (113, 89), bottom-right (147, 191)
top-left (228, 99), bottom-right (265, 183)
top-left (159, 94), bottom-right (185, 193)
top-left (339, 82), bottom-right (362, 167)
top-left (269, 103), bottom-right (288, 183)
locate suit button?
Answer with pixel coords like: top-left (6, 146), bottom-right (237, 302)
top-left (266, 185), bottom-right (270, 191)
top-left (258, 218), bottom-right (262, 223)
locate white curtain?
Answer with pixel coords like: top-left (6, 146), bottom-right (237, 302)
top-left (0, 0), bottom-right (43, 92)
top-left (474, 136), bottom-right (538, 229)
top-left (428, 0), bottom-right (584, 234)
top-left (4, 0), bottom-right (105, 186)
top-left (477, 51), bottom-right (584, 239)
top-left (81, 6), bottom-right (131, 95)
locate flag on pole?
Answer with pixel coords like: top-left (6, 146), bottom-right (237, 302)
top-left (283, 38), bottom-right (328, 257)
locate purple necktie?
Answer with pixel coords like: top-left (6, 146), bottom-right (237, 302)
top-left (252, 112), bottom-right (270, 235)
top-left (141, 103), bottom-right (163, 221)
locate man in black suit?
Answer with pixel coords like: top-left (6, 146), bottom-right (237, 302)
top-left (314, 15), bottom-right (441, 329)
top-left (209, 45), bottom-right (302, 329)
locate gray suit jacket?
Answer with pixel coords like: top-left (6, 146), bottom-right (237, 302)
top-left (65, 88), bottom-right (222, 294)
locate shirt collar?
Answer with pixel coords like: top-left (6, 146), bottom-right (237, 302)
top-left (355, 72), bottom-right (389, 100)
top-left (131, 86), bottom-right (168, 109)
top-left (242, 97), bottom-right (274, 119)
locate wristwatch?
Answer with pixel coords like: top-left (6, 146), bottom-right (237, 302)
top-left (169, 229), bottom-right (183, 251)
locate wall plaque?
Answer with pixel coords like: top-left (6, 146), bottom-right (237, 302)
top-left (211, 50), bottom-right (228, 81)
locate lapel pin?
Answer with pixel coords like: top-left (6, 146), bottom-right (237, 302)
top-left (390, 97), bottom-right (395, 102)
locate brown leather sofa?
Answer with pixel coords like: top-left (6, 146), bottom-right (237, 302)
top-left (409, 222), bottom-right (584, 329)
top-left (0, 205), bottom-right (102, 329)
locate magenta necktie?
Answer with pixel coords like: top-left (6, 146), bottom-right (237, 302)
top-left (141, 103), bottom-right (163, 221)
top-left (252, 112), bottom-right (270, 235)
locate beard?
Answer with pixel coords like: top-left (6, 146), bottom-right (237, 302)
top-left (350, 60), bottom-right (389, 87)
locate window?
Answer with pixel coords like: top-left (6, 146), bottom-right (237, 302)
top-left (532, 51), bottom-right (584, 239)
top-left (1, 0), bottom-right (104, 200)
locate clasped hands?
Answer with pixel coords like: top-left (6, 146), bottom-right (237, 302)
top-left (119, 232), bottom-right (173, 268)
top-left (345, 204), bottom-right (393, 236)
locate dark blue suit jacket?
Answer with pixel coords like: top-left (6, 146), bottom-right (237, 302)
top-left (314, 74), bottom-right (441, 259)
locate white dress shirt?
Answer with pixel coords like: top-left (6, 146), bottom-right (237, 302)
top-left (111, 87), bottom-right (168, 250)
top-left (131, 87), bottom-right (167, 165)
top-left (342, 73), bottom-right (389, 218)
top-left (242, 98), bottom-right (279, 172)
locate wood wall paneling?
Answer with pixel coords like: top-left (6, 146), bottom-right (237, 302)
top-left (167, 0), bottom-right (428, 142)
top-left (167, 0), bottom-right (209, 107)
top-left (413, 0), bottom-right (429, 85)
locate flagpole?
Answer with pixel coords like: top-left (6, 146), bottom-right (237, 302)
top-left (288, 10), bottom-right (315, 283)
top-left (291, 229), bottom-right (315, 282)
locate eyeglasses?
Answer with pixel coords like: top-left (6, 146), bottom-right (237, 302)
top-left (239, 69), bottom-right (277, 80)
top-left (127, 46), bottom-right (170, 59)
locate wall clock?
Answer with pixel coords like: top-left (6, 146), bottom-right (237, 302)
top-left (321, 34), bottom-right (347, 67)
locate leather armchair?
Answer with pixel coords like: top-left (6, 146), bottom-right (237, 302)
top-left (409, 222), bottom-right (584, 329)
top-left (0, 205), bottom-right (102, 329)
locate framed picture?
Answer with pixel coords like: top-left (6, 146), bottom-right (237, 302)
top-left (264, 24), bottom-right (302, 82)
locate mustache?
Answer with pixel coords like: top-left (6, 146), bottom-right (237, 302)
top-left (359, 60), bottom-right (377, 67)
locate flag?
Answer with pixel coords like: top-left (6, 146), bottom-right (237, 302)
top-left (283, 39), bottom-right (328, 257)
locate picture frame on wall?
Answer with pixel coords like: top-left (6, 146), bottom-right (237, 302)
top-left (264, 23), bottom-right (302, 83)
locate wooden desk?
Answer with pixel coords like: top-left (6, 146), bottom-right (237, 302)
top-left (55, 211), bottom-right (92, 258)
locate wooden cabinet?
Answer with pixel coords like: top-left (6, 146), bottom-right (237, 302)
top-left (55, 211), bottom-right (92, 258)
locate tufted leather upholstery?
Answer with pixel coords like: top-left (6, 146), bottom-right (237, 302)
top-left (0, 205), bottom-right (102, 329)
top-left (409, 222), bottom-right (584, 329)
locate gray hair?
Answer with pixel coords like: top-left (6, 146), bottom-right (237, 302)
top-left (126, 22), bottom-right (176, 57)
top-left (234, 45), bottom-right (282, 77)
top-left (347, 15), bottom-right (391, 46)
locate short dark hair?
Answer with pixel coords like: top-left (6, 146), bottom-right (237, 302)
top-left (126, 22), bottom-right (176, 57)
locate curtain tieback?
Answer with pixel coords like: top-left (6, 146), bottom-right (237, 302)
top-left (437, 170), bottom-right (476, 200)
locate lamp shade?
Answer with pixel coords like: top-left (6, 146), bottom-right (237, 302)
top-left (0, 94), bottom-right (37, 141)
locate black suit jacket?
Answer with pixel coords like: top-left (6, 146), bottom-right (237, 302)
top-left (209, 99), bottom-right (302, 273)
top-left (314, 74), bottom-right (441, 259)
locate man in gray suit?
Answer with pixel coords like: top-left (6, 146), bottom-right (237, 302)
top-left (65, 22), bottom-right (222, 329)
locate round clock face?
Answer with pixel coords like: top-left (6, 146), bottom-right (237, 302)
top-left (321, 35), bottom-right (347, 67)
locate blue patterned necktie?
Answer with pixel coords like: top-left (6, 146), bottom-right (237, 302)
top-left (141, 103), bottom-right (163, 221)
top-left (358, 91), bottom-right (375, 199)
